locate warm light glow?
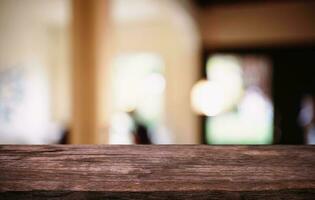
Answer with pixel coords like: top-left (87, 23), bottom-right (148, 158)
top-left (191, 80), bottom-right (226, 116)
top-left (140, 73), bottom-right (165, 96)
top-left (207, 55), bottom-right (243, 110)
top-left (112, 53), bottom-right (164, 113)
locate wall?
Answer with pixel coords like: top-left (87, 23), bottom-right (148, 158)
top-left (0, 0), bottom-right (70, 143)
top-left (199, 1), bottom-right (315, 48)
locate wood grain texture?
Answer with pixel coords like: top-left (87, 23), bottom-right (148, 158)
top-left (0, 145), bottom-right (314, 199)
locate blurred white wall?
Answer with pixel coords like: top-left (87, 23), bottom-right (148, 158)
top-left (0, 0), bottom-right (71, 143)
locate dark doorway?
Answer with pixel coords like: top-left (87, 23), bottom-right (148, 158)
top-left (273, 47), bottom-right (315, 144)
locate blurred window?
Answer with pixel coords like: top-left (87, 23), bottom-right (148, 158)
top-left (195, 55), bottom-right (273, 144)
top-left (109, 53), bottom-right (166, 144)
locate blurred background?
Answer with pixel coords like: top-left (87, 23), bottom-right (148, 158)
top-left (0, 0), bottom-right (314, 144)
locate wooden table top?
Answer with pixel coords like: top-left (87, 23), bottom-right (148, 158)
top-left (0, 145), bottom-right (314, 199)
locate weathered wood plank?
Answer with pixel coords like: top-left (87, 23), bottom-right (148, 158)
top-left (0, 145), bottom-right (314, 199)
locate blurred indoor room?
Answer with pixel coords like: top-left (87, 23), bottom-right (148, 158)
top-left (0, 0), bottom-right (314, 145)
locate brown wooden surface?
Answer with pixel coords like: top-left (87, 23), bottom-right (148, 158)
top-left (0, 145), bottom-right (314, 199)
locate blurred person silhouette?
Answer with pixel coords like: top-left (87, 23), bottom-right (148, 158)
top-left (128, 110), bottom-right (152, 144)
